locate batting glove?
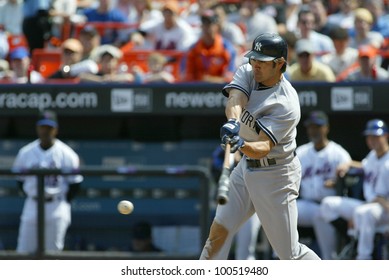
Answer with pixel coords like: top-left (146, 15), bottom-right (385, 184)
top-left (229, 135), bottom-right (245, 153)
top-left (221, 135), bottom-right (245, 153)
top-left (220, 119), bottom-right (240, 140)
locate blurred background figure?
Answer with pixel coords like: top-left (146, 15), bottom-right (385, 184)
top-left (0, 0), bottom-right (23, 35)
top-left (82, 0), bottom-right (127, 45)
top-left (22, 0), bottom-right (53, 53)
top-left (343, 44), bottom-right (389, 81)
top-left (294, 5), bottom-right (334, 57)
top-left (227, 0), bottom-right (278, 49)
top-left (327, 0), bottom-right (359, 30)
top-left (139, 0), bottom-right (197, 51)
top-left (287, 39), bottom-right (336, 82)
top-left (78, 25), bottom-right (101, 60)
top-left (321, 26), bottom-right (359, 78)
top-left (130, 222), bottom-right (162, 253)
top-left (79, 44), bottom-right (134, 83)
top-left (132, 51), bottom-right (175, 83)
top-left (361, 0), bottom-right (389, 38)
top-left (0, 29), bottom-right (9, 60)
top-left (308, 0), bottom-right (338, 36)
top-left (185, 9), bottom-right (236, 83)
top-left (349, 8), bottom-right (384, 49)
top-left (48, 38), bottom-right (98, 80)
top-left (6, 46), bottom-right (44, 83)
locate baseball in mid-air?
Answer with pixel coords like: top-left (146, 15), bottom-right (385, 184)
top-left (117, 200), bottom-right (134, 215)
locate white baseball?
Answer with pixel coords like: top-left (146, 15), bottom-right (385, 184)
top-left (117, 200), bottom-right (134, 215)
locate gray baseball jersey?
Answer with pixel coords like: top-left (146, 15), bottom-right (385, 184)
top-left (200, 63), bottom-right (320, 260)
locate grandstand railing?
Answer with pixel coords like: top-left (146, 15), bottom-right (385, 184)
top-left (0, 165), bottom-right (213, 260)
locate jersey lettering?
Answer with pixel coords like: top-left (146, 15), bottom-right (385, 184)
top-left (302, 162), bottom-right (332, 179)
top-left (240, 108), bottom-right (255, 129)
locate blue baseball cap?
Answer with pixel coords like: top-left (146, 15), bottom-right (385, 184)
top-left (363, 119), bottom-right (388, 136)
top-left (10, 47), bottom-right (29, 60)
top-left (304, 111), bottom-right (329, 126)
top-left (36, 110), bottom-right (58, 128)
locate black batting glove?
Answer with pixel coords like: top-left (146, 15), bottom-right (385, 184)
top-left (229, 135), bottom-right (245, 153)
top-left (220, 119), bottom-right (240, 141)
top-left (221, 135), bottom-right (245, 153)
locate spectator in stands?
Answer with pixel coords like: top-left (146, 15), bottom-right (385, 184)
top-left (0, 29), bottom-right (9, 59)
top-left (181, 0), bottom-right (219, 37)
top-left (295, 5), bottom-right (335, 57)
top-left (327, 0), bottom-right (359, 30)
top-left (0, 59), bottom-right (10, 80)
top-left (0, 0), bottom-right (23, 35)
top-left (78, 25), bottom-right (101, 60)
top-left (281, 31), bottom-right (298, 67)
top-left (227, 0), bottom-right (278, 49)
top-left (125, 0), bottom-right (163, 29)
top-left (130, 222), bottom-right (162, 253)
top-left (342, 44), bottom-right (389, 81)
top-left (185, 9), bottom-right (236, 83)
top-left (362, 0), bottom-right (389, 38)
top-left (22, 0), bottom-right (53, 53)
top-left (132, 51), bottom-right (175, 83)
top-left (349, 8), bottom-right (384, 49)
top-left (285, 0), bottom-right (302, 33)
top-left (309, 0), bottom-right (338, 36)
top-left (5, 46), bottom-right (44, 83)
top-left (49, 0), bottom-right (79, 40)
top-left (261, 0), bottom-right (288, 34)
top-left (296, 111), bottom-right (352, 259)
top-left (139, 0), bottom-right (197, 51)
top-left (287, 39), bottom-right (336, 82)
top-left (48, 38), bottom-right (98, 80)
top-left (79, 44), bottom-right (134, 83)
top-left (321, 27), bottom-right (359, 77)
top-left (82, 0), bottom-right (128, 45)
top-left (213, 3), bottom-right (245, 57)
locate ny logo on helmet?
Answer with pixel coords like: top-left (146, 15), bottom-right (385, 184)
top-left (254, 42), bottom-right (262, 52)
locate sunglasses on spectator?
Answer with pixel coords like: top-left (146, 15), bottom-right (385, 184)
top-left (63, 48), bottom-right (77, 55)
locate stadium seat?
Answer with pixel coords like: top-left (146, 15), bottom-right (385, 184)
top-left (120, 50), bottom-right (186, 81)
top-left (31, 49), bottom-right (62, 78)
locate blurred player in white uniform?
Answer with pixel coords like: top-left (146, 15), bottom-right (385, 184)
top-left (200, 33), bottom-right (320, 260)
top-left (296, 111), bottom-right (351, 259)
top-left (320, 119), bottom-right (389, 259)
top-left (13, 110), bottom-right (83, 254)
top-left (353, 157), bottom-right (389, 259)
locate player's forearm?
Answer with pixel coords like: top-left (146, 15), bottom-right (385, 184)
top-left (225, 89), bottom-right (247, 120)
top-left (240, 141), bottom-right (272, 159)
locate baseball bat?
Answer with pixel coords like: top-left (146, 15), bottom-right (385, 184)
top-left (216, 143), bottom-right (231, 205)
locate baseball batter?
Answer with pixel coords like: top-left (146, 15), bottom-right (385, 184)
top-left (320, 119), bottom-right (389, 259)
top-left (200, 33), bottom-right (320, 260)
top-left (296, 111), bottom-right (352, 259)
top-left (13, 110), bottom-right (83, 253)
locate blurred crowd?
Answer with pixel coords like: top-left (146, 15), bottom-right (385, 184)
top-left (0, 0), bottom-right (388, 84)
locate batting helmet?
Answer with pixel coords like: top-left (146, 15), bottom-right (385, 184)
top-left (363, 119), bottom-right (388, 136)
top-left (244, 33), bottom-right (288, 62)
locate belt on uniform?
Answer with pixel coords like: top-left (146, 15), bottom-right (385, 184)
top-left (246, 151), bottom-right (296, 168)
top-left (246, 157), bottom-right (277, 168)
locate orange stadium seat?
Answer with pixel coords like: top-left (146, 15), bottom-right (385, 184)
top-left (120, 50), bottom-right (186, 81)
top-left (7, 34), bottom-right (29, 52)
top-left (31, 49), bottom-right (62, 78)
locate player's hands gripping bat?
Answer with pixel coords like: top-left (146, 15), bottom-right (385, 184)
top-left (217, 143), bottom-right (231, 205)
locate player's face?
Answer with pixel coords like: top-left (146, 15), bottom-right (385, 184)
top-left (306, 124), bottom-right (328, 145)
top-left (250, 59), bottom-right (283, 86)
top-left (37, 125), bottom-right (57, 148)
top-left (366, 135), bottom-right (389, 155)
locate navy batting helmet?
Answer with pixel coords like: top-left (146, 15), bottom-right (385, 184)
top-left (363, 119), bottom-right (388, 136)
top-left (244, 33), bottom-right (288, 62)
